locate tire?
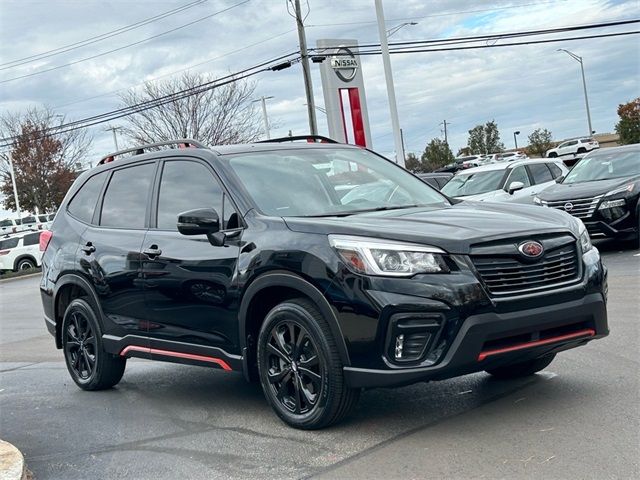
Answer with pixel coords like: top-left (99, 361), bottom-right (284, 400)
top-left (547, 152), bottom-right (557, 158)
top-left (14, 257), bottom-right (36, 271)
top-left (485, 354), bottom-right (555, 380)
top-left (577, 147), bottom-right (587, 154)
top-left (257, 298), bottom-right (360, 429)
top-left (62, 298), bottom-right (126, 390)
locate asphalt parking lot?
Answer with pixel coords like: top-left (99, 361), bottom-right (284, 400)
top-left (1, 240), bottom-right (638, 480)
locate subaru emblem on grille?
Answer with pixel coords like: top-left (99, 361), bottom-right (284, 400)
top-left (518, 241), bottom-right (544, 258)
top-left (564, 202), bottom-right (574, 212)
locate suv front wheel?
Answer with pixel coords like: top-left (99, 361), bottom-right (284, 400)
top-left (62, 299), bottom-right (126, 390)
top-left (257, 298), bottom-right (360, 429)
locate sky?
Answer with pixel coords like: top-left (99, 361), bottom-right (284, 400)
top-left (0, 0), bottom-right (639, 216)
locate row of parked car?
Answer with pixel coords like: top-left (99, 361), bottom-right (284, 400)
top-left (420, 144), bottom-right (639, 248)
top-left (0, 212), bottom-right (55, 235)
top-left (436, 151), bottom-right (529, 173)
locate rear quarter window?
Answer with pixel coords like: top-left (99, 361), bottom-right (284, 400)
top-left (23, 232), bottom-right (41, 246)
top-left (68, 172), bottom-right (109, 224)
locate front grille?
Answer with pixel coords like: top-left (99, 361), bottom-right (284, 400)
top-left (544, 195), bottom-right (602, 219)
top-left (472, 242), bottom-right (580, 296)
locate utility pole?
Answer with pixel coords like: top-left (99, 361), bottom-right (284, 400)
top-left (441, 120), bottom-right (449, 144)
top-left (294, 0), bottom-right (318, 135)
top-left (105, 126), bottom-right (120, 151)
top-left (253, 96), bottom-right (274, 139)
top-left (7, 152), bottom-right (22, 222)
top-left (400, 128), bottom-right (406, 155)
top-left (375, 0), bottom-right (405, 167)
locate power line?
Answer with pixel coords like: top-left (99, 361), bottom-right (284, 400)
top-left (350, 30), bottom-right (639, 56)
top-left (0, 0), bottom-right (250, 84)
top-left (0, 53), bottom-right (300, 148)
top-left (0, 0), bottom-right (210, 70)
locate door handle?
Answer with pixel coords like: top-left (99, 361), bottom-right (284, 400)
top-left (143, 246), bottom-right (162, 258)
top-left (81, 242), bottom-right (96, 254)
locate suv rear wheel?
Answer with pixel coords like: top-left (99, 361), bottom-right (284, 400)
top-left (62, 299), bottom-right (126, 390)
top-left (485, 354), bottom-right (555, 379)
top-left (547, 152), bottom-right (558, 158)
top-left (15, 257), bottom-right (36, 271)
top-left (257, 298), bottom-right (360, 429)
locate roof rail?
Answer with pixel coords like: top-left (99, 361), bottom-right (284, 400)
top-left (98, 139), bottom-right (206, 165)
top-left (256, 135), bottom-right (339, 144)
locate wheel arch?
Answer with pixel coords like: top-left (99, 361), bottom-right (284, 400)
top-left (52, 274), bottom-right (104, 349)
top-left (13, 254), bottom-right (37, 271)
top-left (238, 271), bottom-right (351, 381)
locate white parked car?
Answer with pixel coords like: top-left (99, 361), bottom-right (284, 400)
top-left (546, 138), bottom-right (599, 158)
top-left (497, 151), bottom-right (528, 162)
top-left (0, 218), bottom-right (19, 235)
top-left (0, 231), bottom-right (43, 272)
top-left (440, 159), bottom-right (568, 204)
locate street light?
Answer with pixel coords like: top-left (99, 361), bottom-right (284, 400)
top-left (557, 48), bottom-right (594, 137)
top-left (513, 131), bottom-right (520, 150)
top-left (375, 0), bottom-right (407, 166)
top-left (252, 96), bottom-right (274, 139)
top-left (386, 22), bottom-right (418, 38)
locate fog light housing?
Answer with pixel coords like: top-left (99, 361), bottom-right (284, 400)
top-left (387, 313), bottom-right (445, 364)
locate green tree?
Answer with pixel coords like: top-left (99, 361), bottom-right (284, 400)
top-left (615, 97), bottom-right (640, 145)
top-left (527, 128), bottom-right (554, 158)
top-left (467, 120), bottom-right (505, 154)
top-left (456, 147), bottom-right (470, 157)
top-left (404, 152), bottom-right (426, 173)
top-left (421, 138), bottom-right (454, 171)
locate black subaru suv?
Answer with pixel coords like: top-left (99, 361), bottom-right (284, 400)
top-left (534, 144), bottom-right (640, 248)
top-left (39, 137), bottom-right (608, 429)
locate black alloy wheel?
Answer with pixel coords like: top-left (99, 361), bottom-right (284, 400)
top-left (64, 309), bottom-right (97, 381)
top-left (257, 298), bottom-right (360, 429)
top-left (265, 320), bottom-right (323, 415)
top-left (62, 298), bottom-right (126, 390)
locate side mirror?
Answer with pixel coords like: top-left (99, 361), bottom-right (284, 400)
top-left (177, 208), bottom-right (220, 236)
top-left (556, 175), bottom-right (565, 183)
top-left (507, 181), bottom-right (525, 195)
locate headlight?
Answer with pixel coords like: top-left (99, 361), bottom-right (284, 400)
top-left (577, 221), bottom-right (592, 253)
top-left (604, 183), bottom-right (634, 197)
top-left (533, 196), bottom-right (547, 206)
top-left (329, 235), bottom-right (449, 276)
top-left (599, 198), bottom-right (626, 210)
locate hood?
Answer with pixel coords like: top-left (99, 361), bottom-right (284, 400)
top-left (538, 176), bottom-right (639, 201)
top-left (454, 190), bottom-right (499, 202)
top-left (283, 202), bottom-right (578, 254)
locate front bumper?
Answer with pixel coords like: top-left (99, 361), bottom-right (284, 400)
top-left (344, 291), bottom-right (608, 388)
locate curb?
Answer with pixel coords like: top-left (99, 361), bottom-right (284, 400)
top-left (0, 440), bottom-right (25, 480)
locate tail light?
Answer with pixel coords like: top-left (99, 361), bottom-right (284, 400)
top-left (0, 250), bottom-right (9, 256)
top-left (40, 230), bottom-right (53, 252)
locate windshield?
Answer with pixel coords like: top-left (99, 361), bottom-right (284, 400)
top-left (563, 148), bottom-right (640, 184)
top-left (227, 147), bottom-right (448, 216)
top-left (441, 169), bottom-right (505, 197)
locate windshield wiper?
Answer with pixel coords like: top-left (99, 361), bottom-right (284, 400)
top-left (301, 205), bottom-right (424, 218)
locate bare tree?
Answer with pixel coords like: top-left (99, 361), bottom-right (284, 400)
top-left (117, 73), bottom-right (263, 146)
top-left (0, 107), bottom-right (92, 213)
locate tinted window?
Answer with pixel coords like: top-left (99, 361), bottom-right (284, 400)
top-left (506, 166), bottom-right (531, 188)
top-left (548, 162), bottom-right (563, 178)
top-left (0, 220), bottom-right (13, 227)
top-left (0, 238), bottom-right (19, 249)
top-left (68, 172), bottom-right (108, 224)
top-left (528, 163), bottom-right (553, 184)
top-left (22, 216), bottom-right (36, 224)
top-left (23, 232), bottom-right (40, 246)
top-left (157, 161), bottom-right (223, 230)
top-left (38, 215), bottom-right (48, 222)
top-left (223, 193), bottom-right (239, 230)
top-left (100, 163), bottom-right (155, 229)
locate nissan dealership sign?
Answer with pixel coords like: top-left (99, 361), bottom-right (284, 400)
top-left (329, 47), bottom-right (358, 82)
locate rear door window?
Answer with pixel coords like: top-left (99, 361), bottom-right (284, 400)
top-left (68, 172), bottom-right (109, 224)
top-left (0, 238), bottom-right (19, 249)
top-left (505, 166), bottom-right (531, 188)
top-left (100, 163), bottom-right (155, 229)
top-left (547, 162), bottom-right (563, 178)
top-left (528, 163), bottom-right (554, 184)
